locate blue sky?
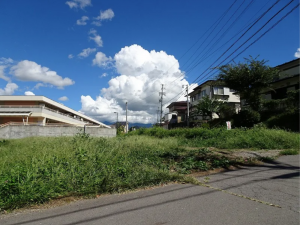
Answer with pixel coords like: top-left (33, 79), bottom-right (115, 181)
top-left (0, 0), bottom-right (299, 124)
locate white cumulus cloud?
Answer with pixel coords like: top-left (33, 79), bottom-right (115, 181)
top-left (80, 44), bottom-right (189, 124)
top-left (89, 29), bottom-right (103, 47)
top-left (68, 54), bottom-right (74, 59)
top-left (10, 60), bottom-right (75, 88)
top-left (0, 57), bottom-right (13, 65)
top-left (34, 83), bottom-right (48, 89)
top-left (295, 48), bottom-right (300, 58)
top-left (91, 21), bottom-right (101, 26)
top-left (0, 65), bottom-right (11, 82)
top-left (76, 16), bottom-right (89, 25)
top-left (100, 72), bottom-right (107, 78)
top-left (59, 96), bottom-right (69, 101)
top-left (24, 91), bottom-right (35, 96)
top-left (92, 52), bottom-right (113, 67)
top-left (92, 9), bottom-right (114, 27)
top-left (0, 83), bottom-right (18, 95)
top-left (95, 9), bottom-right (114, 20)
top-left (66, 0), bottom-right (91, 9)
top-left (78, 48), bottom-right (96, 58)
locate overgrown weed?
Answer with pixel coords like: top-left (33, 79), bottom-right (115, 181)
top-left (0, 127), bottom-right (298, 211)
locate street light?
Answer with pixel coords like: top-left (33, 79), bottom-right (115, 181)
top-left (114, 112), bottom-right (118, 128)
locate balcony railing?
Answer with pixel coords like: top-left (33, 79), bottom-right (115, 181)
top-left (0, 105), bottom-right (86, 123)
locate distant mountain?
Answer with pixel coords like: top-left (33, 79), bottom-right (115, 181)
top-left (103, 121), bottom-right (153, 128)
top-left (128, 123), bottom-right (153, 128)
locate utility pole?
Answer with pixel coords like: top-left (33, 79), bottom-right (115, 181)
top-left (125, 102), bottom-right (128, 133)
top-left (183, 85), bottom-right (190, 127)
top-left (159, 84), bottom-right (166, 125)
top-left (157, 107), bottom-right (160, 123)
top-left (114, 112), bottom-right (118, 129)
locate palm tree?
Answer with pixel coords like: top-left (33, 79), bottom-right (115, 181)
top-left (192, 96), bottom-right (225, 120)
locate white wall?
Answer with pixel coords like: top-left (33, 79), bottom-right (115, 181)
top-left (0, 125), bottom-right (116, 139)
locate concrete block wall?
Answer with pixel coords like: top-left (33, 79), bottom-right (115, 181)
top-left (0, 125), bottom-right (116, 139)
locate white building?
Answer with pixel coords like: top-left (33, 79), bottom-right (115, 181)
top-left (0, 96), bottom-right (110, 128)
top-left (189, 80), bottom-right (240, 120)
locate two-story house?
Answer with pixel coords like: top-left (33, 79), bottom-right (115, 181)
top-left (262, 58), bottom-right (299, 101)
top-left (189, 80), bottom-right (240, 120)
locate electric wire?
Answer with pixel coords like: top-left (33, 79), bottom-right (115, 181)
top-left (167, 0), bottom-right (273, 86)
top-left (204, 2), bottom-right (300, 82)
top-left (187, 0), bottom-right (282, 86)
top-left (163, 0), bottom-right (296, 108)
top-left (179, 0), bottom-right (239, 71)
top-left (195, 0), bottom-right (296, 85)
top-left (184, 0), bottom-right (249, 73)
top-left (184, 0), bottom-right (255, 74)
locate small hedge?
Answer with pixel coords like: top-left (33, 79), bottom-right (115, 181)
top-left (266, 110), bottom-right (300, 132)
top-left (232, 109), bottom-right (260, 128)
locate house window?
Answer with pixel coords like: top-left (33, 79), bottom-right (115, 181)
top-left (264, 94), bottom-right (271, 100)
top-left (200, 90), bottom-right (206, 97)
top-left (287, 86), bottom-right (295, 92)
top-left (213, 87), bottom-right (224, 95)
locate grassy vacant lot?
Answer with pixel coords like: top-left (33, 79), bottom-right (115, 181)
top-left (0, 127), bottom-right (299, 211)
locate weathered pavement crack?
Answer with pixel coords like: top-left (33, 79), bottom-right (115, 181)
top-left (198, 182), bottom-right (282, 208)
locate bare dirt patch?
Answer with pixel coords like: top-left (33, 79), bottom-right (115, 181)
top-left (231, 150), bottom-right (281, 158)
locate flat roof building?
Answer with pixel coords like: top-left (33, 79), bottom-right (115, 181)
top-left (0, 96), bottom-right (110, 128)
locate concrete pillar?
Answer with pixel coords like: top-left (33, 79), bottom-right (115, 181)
top-left (38, 117), bottom-right (46, 126)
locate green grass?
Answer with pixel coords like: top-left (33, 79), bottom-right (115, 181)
top-left (129, 127), bottom-right (299, 149)
top-left (0, 135), bottom-right (185, 211)
top-left (0, 127), bottom-right (299, 211)
top-left (279, 149), bottom-right (300, 155)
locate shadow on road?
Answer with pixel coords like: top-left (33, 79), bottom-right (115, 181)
top-left (8, 156), bottom-right (300, 225)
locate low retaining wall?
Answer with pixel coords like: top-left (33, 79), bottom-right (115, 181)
top-left (0, 125), bottom-right (116, 139)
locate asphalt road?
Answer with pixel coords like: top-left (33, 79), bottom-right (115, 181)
top-left (1, 155), bottom-right (299, 225)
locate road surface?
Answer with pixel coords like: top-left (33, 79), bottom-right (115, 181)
top-left (1, 155), bottom-right (299, 225)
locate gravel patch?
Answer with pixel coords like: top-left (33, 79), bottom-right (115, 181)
top-left (232, 150), bottom-right (281, 158)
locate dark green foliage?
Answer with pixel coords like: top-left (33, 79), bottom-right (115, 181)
top-left (200, 123), bottom-right (210, 129)
top-left (232, 109), bottom-right (261, 127)
top-left (191, 95), bottom-right (225, 120)
top-left (265, 110), bottom-right (299, 132)
top-left (262, 90), bottom-right (299, 114)
top-left (208, 118), bottom-right (227, 128)
top-left (279, 149), bottom-right (299, 155)
top-left (218, 57), bottom-right (279, 111)
top-left (0, 139), bottom-right (8, 145)
top-left (219, 103), bottom-right (236, 119)
top-left (160, 148), bottom-right (234, 174)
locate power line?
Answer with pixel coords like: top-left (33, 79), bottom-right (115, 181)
top-left (180, 0), bottom-right (273, 77)
top-left (166, 0), bottom-right (271, 86)
top-left (195, 0), bottom-right (296, 85)
top-left (184, 0), bottom-right (250, 73)
top-left (184, 0), bottom-right (255, 74)
top-left (205, 2), bottom-right (300, 82)
top-left (179, 0), bottom-right (239, 71)
top-left (163, 0), bottom-right (296, 107)
top-left (160, 0), bottom-right (241, 87)
top-left (189, 0), bottom-right (282, 85)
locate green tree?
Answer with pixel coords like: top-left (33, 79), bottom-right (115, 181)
top-left (192, 96), bottom-right (225, 120)
top-left (217, 57), bottom-right (279, 111)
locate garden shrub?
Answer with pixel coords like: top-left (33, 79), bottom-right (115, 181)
top-left (266, 110), bottom-right (300, 132)
top-left (232, 109), bottom-right (260, 127)
top-left (208, 118), bottom-right (227, 128)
